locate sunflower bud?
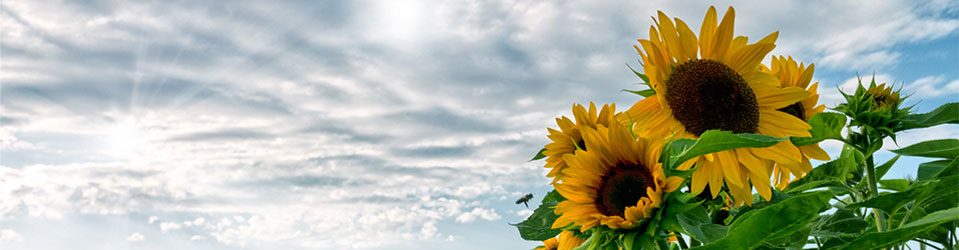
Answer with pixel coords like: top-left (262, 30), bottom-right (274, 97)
top-left (835, 76), bottom-right (911, 140)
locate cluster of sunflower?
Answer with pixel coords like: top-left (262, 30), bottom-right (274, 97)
top-left (516, 5), bottom-right (958, 250)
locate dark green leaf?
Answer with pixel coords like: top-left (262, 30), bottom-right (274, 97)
top-left (918, 176), bottom-right (958, 214)
top-left (841, 145), bottom-right (866, 184)
top-left (690, 191), bottom-right (832, 250)
top-left (622, 88), bottom-right (656, 97)
top-left (784, 158), bottom-right (852, 194)
top-left (736, 189), bottom-right (793, 220)
top-left (810, 208), bottom-right (868, 237)
top-left (620, 231), bottom-right (639, 250)
top-left (890, 138), bottom-right (959, 159)
top-left (762, 225), bottom-right (811, 249)
top-left (677, 206), bottom-right (727, 244)
top-left (660, 192), bottom-right (703, 233)
top-left (917, 158), bottom-right (958, 181)
top-left (898, 102), bottom-right (959, 130)
top-left (874, 155), bottom-right (899, 180)
top-left (878, 179), bottom-right (910, 192)
top-left (790, 112), bottom-right (847, 146)
top-left (837, 207), bottom-right (959, 250)
top-left (511, 190), bottom-right (566, 241)
top-left (672, 130), bottom-right (784, 169)
top-left (530, 148), bottom-right (547, 161)
top-left (572, 232), bottom-right (596, 250)
top-left (846, 181), bottom-right (937, 215)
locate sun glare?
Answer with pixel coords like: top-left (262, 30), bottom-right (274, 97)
top-left (105, 117), bottom-right (150, 161)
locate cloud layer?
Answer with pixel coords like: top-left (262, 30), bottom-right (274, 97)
top-left (1, 1), bottom-right (956, 249)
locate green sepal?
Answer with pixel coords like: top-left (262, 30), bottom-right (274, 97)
top-left (622, 88), bottom-right (656, 97)
top-left (530, 148), bottom-right (547, 161)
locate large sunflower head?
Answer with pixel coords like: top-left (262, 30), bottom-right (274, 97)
top-left (625, 6), bottom-right (812, 206)
top-left (765, 56), bottom-right (831, 189)
top-left (544, 103), bottom-right (616, 183)
top-left (551, 119), bottom-right (683, 231)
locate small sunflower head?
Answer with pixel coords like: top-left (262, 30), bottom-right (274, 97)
top-left (835, 76), bottom-right (911, 138)
top-left (535, 237), bottom-right (559, 250)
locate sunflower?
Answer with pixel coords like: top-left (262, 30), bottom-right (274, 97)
top-left (624, 6), bottom-right (811, 206)
top-left (544, 103), bottom-right (616, 183)
top-left (534, 231), bottom-right (587, 250)
top-left (557, 231), bottom-right (587, 250)
top-left (765, 56), bottom-right (831, 190)
top-left (551, 119), bottom-right (683, 231)
top-left (534, 237), bottom-right (558, 250)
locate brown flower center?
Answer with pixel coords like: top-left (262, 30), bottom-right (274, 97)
top-left (664, 59), bottom-right (760, 136)
top-left (778, 102), bottom-right (805, 121)
top-left (595, 162), bottom-right (654, 217)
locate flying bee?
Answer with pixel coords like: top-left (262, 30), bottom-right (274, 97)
top-left (515, 193), bottom-right (534, 208)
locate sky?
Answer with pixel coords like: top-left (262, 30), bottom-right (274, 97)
top-left (0, 1), bottom-right (957, 249)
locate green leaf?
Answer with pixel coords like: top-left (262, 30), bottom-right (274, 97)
top-left (572, 232), bottom-right (596, 250)
top-left (809, 208), bottom-right (867, 237)
top-left (672, 130), bottom-right (784, 169)
top-left (620, 231), bottom-right (639, 250)
top-left (762, 225), bottom-right (811, 249)
top-left (736, 189), bottom-right (794, 221)
top-left (660, 192), bottom-right (703, 233)
top-left (622, 88), bottom-right (657, 97)
top-left (677, 206), bottom-right (727, 244)
top-left (890, 138), bottom-right (959, 159)
top-left (530, 148), bottom-right (547, 161)
top-left (846, 180), bottom-right (938, 215)
top-left (898, 102), bottom-right (959, 130)
top-left (874, 155), bottom-right (899, 180)
top-left (783, 158), bottom-right (852, 194)
top-left (837, 207), bottom-right (959, 250)
top-left (790, 112), bottom-right (847, 146)
top-left (511, 190), bottom-right (566, 241)
top-left (878, 179), bottom-right (910, 192)
top-left (917, 158), bottom-right (957, 181)
top-left (690, 191), bottom-right (832, 250)
top-left (918, 176), bottom-right (959, 214)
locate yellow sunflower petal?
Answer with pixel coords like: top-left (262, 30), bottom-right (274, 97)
top-left (756, 86), bottom-right (809, 109)
top-left (800, 144), bottom-right (830, 161)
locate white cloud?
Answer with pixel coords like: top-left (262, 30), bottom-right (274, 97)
top-left (190, 235), bottom-right (206, 241)
top-left (148, 216), bottom-right (159, 224)
top-left (193, 217), bottom-right (206, 226)
top-left (0, 229), bottom-right (23, 243)
top-left (455, 207), bottom-right (502, 223)
top-left (420, 221), bottom-right (438, 238)
top-left (515, 209), bottom-right (534, 217)
top-left (160, 222), bottom-right (182, 232)
top-left (904, 75), bottom-right (959, 99)
top-left (126, 232), bottom-right (145, 242)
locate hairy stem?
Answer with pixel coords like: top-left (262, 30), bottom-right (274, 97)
top-left (865, 155), bottom-right (885, 232)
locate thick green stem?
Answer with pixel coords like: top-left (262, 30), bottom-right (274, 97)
top-left (865, 155), bottom-right (885, 232)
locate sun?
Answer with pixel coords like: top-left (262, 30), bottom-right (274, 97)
top-left (104, 117), bottom-right (151, 160)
